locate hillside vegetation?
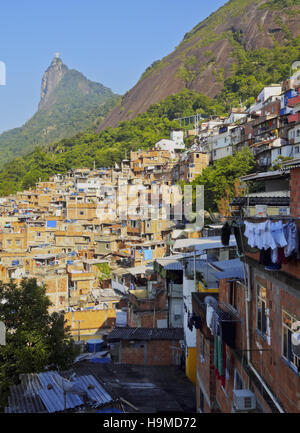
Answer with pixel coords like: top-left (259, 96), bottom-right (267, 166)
top-left (98, 0), bottom-right (300, 129)
top-left (0, 91), bottom-right (224, 196)
top-left (0, 67), bottom-right (120, 167)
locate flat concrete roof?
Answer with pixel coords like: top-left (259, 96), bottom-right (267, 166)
top-left (73, 363), bottom-right (195, 413)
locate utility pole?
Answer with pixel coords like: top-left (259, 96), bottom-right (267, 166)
top-left (194, 248), bottom-right (196, 291)
top-left (75, 320), bottom-right (84, 342)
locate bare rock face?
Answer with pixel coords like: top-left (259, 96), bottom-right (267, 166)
top-left (38, 57), bottom-right (68, 111)
top-left (97, 0), bottom-right (300, 132)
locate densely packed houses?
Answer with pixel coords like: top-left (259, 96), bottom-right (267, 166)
top-left (2, 65), bottom-right (300, 413)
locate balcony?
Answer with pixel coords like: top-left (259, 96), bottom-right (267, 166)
top-left (287, 95), bottom-right (300, 107)
top-left (288, 113), bottom-right (300, 124)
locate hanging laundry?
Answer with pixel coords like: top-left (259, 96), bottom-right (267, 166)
top-left (187, 313), bottom-right (193, 332)
top-left (221, 221), bottom-right (231, 246)
top-left (254, 222), bottom-right (265, 250)
top-left (271, 247), bottom-right (278, 264)
top-left (270, 220), bottom-right (287, 248)
top-left (214, 336), bottom-right (226, 388)
top-left (265, 262), bottom-right (281, 271)
top-left (211, 310), bottom-right (220, 336)
top-left (233, 221), bottom-right (258, 254)
top-left (244, 221), bottom-right (256, 248)
top-left (189, 312), bottom-right (202, 331)
top-left (284, 221), bottom-right (299, 259)
top-left (206, 304), bottom-right (214, 332)
top-left (194, 315), bottom-right (202, 330)
top-left (259, 248), bottom-right (272, 267)
top-left (262, 220), bottom-right (277, 251)
top-left (276, 247), bottom-right (289, 265)
top-left (232, 221), bottom-right (245, 256)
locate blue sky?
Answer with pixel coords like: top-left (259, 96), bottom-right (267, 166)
top-left (0, 0), bottom-right (226, 133)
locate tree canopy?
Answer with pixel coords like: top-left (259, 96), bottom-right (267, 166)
top-left (191, 147), bottom-right (255, 212)
top-left (0, 278), bottom-right (79, 410)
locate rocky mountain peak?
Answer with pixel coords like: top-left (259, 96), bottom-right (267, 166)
top-left (38, 55), bottom-right (68, 111)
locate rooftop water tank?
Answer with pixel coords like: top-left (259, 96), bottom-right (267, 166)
top-left (86, 339), bottom-right (104, 353)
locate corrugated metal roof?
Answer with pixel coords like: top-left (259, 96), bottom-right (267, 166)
top-left (5, 371), bottom-right (112, 413)
top-left (129, 289), bottom-right (148, 299)
top-left (156, 256), bottom-right (183, 271)
top-left (37, 373), bottom-right (82, 413)
top-left (75, 375), bottom-right (112, 406)
top-left (107, 327), bottom-right (184, 342)
top-left (240, 170), bottom-right (286, 182)
top-left (230, 196), bottom-right (290, 206)
top-left (173, 236), bottom-right (236, 252)
top-left (5, 381), bottom-right (47, 413)
top-left (127, 264), bottom-right (153, 275)
top-left (211, 259), bottom-right (245, 281)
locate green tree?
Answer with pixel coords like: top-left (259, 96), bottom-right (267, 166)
top-left (192, 147), bottom-right (255, 212)
top-left (0, 278), bottom-right (79, 411)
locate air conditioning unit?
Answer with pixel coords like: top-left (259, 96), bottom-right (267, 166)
top-left (233, 389), bottom-right (256, 411)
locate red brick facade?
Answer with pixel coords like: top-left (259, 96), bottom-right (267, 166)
top-left (118, 339), bottom-right (182, 366)
top-left (193, 165), bottom-right (300, 413)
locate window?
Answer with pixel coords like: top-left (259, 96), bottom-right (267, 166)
top-left (79, 211), bottom-right (84, 215)
top-left (200, 334), bottom-right (205, 362)
top-left (213, 150), bottom-right (216, 156)
top-left (37, 232), bottom-right (41, 237)
top-left (229, 281), bottom-right (237, 310)
top-left (199, 388), bottom-right (204, 413)
top-left (297, 129), bottom-right (300, 137)
top-left (7, 240), bottom-right (12, 246)
top-left (277, 148), bottom-right (281, 155)
top-left (105, 243), bottom-right (110, 250)
top-left (196, 154), bottom-right (199, 158)
top-left (257, 284), bottom-right (267, 335)
top-left (234, 369), bottom-right (244, 390)
top-left (16, 239), bottom-right (21, 246)
top-left (295, 146), bottom-right (299, 154)
top-left (282, 310), bottom-right (300, 371)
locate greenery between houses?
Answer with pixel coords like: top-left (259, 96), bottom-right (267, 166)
top-left (191, 147), bottom-right (256, 212)
top-left (96, 263), bottom-right (111, 280)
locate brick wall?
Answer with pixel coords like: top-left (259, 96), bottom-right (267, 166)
top-left (248, 270), bottom-right (300, 413)
top-left (119, 339), bottom-right (182, 366)
top-left (195, 327), bottom-right (216, 413)
top-left (127, 310), bottom-right (167, 328)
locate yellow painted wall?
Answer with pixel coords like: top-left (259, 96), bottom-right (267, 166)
top-left (65, 309), bottom-right (116, 337)
top-left (186, 347), bottom-right (196, 384)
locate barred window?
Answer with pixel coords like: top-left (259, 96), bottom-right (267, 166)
top-left (257, 284), bottom-right (267, 335)
top-left (282, 310), bottom-right (300, 370)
